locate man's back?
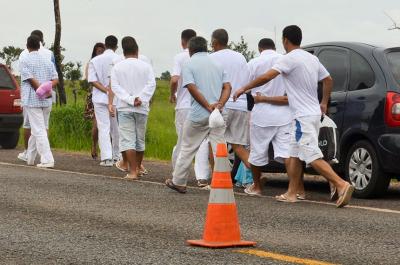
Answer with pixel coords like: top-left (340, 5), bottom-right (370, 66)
top-left (182, 52), bottom-right (226, 122)
top-left (112, 58), bottom-right (155, 114)
top-left (273, 49), bottom-right (329, 118)
top-left (89, 49), bottom-right (119, 104)
top-left (210, 49), bottom-right (249, 110)
top-left (19, 45), bottom-right (54, 72)
top-left (248, 50), bottom-right (292, 127)
top-left (20, 51), bottom-right (56, 107)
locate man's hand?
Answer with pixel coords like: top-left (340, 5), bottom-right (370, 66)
top-left (210, 102), bottom-right (223, 111)
top-left (253, 92), bottom-right (264, 104)
top-left (320, 103), bottom-right (328, 114)
top-left (169, 94), bottom-right (176, 104)
top-left (108, 104), bottom-right (115, 117)
top-left (233, 88), bottom-right (245, 102)
top-left (134, 97), bottom-right (142, 107)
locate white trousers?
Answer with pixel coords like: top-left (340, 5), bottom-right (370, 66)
top-left (25, 106), bottom-right (54, 164)
top-left (94, 103), bottom-right (119, 161)
top-left (172, 109), bottom-right (210, 180)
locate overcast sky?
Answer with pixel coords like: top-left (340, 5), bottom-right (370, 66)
top-left (1, 0), bottom-right (400, 76)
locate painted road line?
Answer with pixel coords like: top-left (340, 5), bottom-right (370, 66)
top-left (234, 249), bottom-right (339, 265)
top-left (1, 162), bottom-right (400, 215)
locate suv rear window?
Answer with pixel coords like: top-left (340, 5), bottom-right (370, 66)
top-left (387, 52), bottom-right (400, 86)
top-left (0, 66), bottom-right (15, 90)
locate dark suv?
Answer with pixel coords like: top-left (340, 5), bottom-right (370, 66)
top-left (301, 42), bottom-right (400, 198)
top-left (0, 64), bottom-right (22, 149)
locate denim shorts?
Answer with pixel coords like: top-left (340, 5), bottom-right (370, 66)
top-left (118, 111), bottom-right (148, 152)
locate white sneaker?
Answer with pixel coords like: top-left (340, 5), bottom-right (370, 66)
top-left (100, 159), bottom-right (114, 167)
top-left (37, 162), bottom-right (54, 168)
top-left (17, 151), bottom-right (28, 162)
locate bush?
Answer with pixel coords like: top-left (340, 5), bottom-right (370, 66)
top-left (49, 104), bottom-right (92, 151)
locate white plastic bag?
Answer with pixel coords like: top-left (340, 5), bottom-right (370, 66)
top-left (209, 109), bottom-right (224, 128)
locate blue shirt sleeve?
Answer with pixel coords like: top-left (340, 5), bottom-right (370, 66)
top-left (181, 64), bottom-right (194, 88)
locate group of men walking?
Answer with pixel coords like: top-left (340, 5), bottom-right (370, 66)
top-left (16, 25), bottom-right (354, 207)
top-left (166, 25), bottom-right (354, 207)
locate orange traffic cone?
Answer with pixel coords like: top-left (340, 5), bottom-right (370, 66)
top-left (187, 143), bottom-right (256, 248)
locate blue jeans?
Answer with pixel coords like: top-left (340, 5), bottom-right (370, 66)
top-left (117, 111), bottom-right (148, 152)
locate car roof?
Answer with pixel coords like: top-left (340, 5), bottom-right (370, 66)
top-left (303, 42), bottom-right (379, 51)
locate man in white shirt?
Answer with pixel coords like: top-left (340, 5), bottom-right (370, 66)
top-left (243, 38), bottom-right (294, 196)
top-left (209, 29), bottom-right (251, 170)
top-left (234, 25), bottom-right (354, 208)
top-left (17, 30), bottom-right (55, 163)
top-left (88, 35), bottom-right (120, 167)
top-left (170, 29), bottom-right (210, 187)
top-left (111, 36), bottom-right (156, 179)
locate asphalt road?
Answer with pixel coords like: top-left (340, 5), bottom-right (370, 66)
top-left (0, 148), bottom-right (399, 264)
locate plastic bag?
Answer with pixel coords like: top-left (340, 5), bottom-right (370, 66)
top-left (234, 162), bottom-right (253, 187)
top-left (318, 115), bottom-right (339, 164)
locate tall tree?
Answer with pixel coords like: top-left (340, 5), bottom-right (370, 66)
top-left (229, 36), bottom-right (256, 62)
top-left (0, 46), bottom-right (23, 72)
top-left (53, 0), bottom-right (66, 105)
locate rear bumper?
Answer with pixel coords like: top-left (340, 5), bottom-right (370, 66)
top-left (377, 134), bottom-right (400, 175)
top-left (0, 113), bottom-right (23, 132)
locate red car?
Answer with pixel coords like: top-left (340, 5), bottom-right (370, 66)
top-left (0, 64), bottom-right (22, 149)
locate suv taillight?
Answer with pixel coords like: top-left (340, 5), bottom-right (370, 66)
top-left (385, 92), bottom-right (400, 127)
top-left (13, 99), bottom-right (21, 108)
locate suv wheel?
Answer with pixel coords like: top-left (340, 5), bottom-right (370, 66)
top-left (345, 140), bottom-right (390, 198)
top-left (0, 131), bottom-right (19, 149)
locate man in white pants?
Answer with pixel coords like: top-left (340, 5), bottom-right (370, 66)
top-left (19, 35), bottom-right (58, 168)
top-left (209, 29), bottom-right (251, 169)
top-left (244, 38), bottom-right (293, 196)
top-left (18, 30), bottom-right (55, 162)
top-left (88, 35), bottom-right (120, 167)
top-left (170, 29), bottom-right (210, 187)
top-left (165, 36), bottom-right (231, 194)
top-left (234, 25), bottom-right (354, 208)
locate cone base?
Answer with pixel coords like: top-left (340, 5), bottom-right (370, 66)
top-left (187, 239), bottom-right (256, 248)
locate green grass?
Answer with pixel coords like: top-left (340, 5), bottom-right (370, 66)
top-left (20, 80), bottom-right (177, 161)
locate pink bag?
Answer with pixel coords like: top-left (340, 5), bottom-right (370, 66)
top-left (36, 81), bottom-right (53, 99)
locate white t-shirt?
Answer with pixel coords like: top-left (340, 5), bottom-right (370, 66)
top-left (209, 49), bottom-right (249, 111)
top-left (172, 49), bottom-right (191, 110)
top-left (111, 58), bottom-right (156, 115)
top-left (88, 49), bottom-right (120, 104)
top-left (112, 54), bottom-right (153, 107)
top-left (248, 50), bottom-right (292, 127)
top-left (272, 49), bottom-right (330, 119)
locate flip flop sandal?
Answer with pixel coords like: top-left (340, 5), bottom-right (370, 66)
top-left (330, 187), bottom-right (339, 201)
top-left (296, 194), bottom-right (306, 200)
top-left (165, 179), bottom-right (187, 194)
top-left (336, 184), bottom-right (355, 208)
top-left (123, 174), bottom-right (140, 181)
top-left (275, 194), bottom-right (298, 203)
top-left (244, 185), bottom-right (262, 196)
top-left (140, 167), bottom-right (148, 175)
top-left (115, 161), bottom-right (128, 172)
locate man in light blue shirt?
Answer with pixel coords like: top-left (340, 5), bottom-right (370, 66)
top-left (165, 36), bottom-right (231, 193)
top-left (19, 35), bottom-right (58, 168)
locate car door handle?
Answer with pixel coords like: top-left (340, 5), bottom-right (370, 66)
top-left (330, 101), bottom-right (339, 107)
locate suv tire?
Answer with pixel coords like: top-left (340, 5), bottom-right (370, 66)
top-left (0, 131), bottom-right (19, 149)
top-left (345, 140), bottom-right (390, 198)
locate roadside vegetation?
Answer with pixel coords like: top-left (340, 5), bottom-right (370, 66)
top-left (19, 80), bottom-right (176, 161)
